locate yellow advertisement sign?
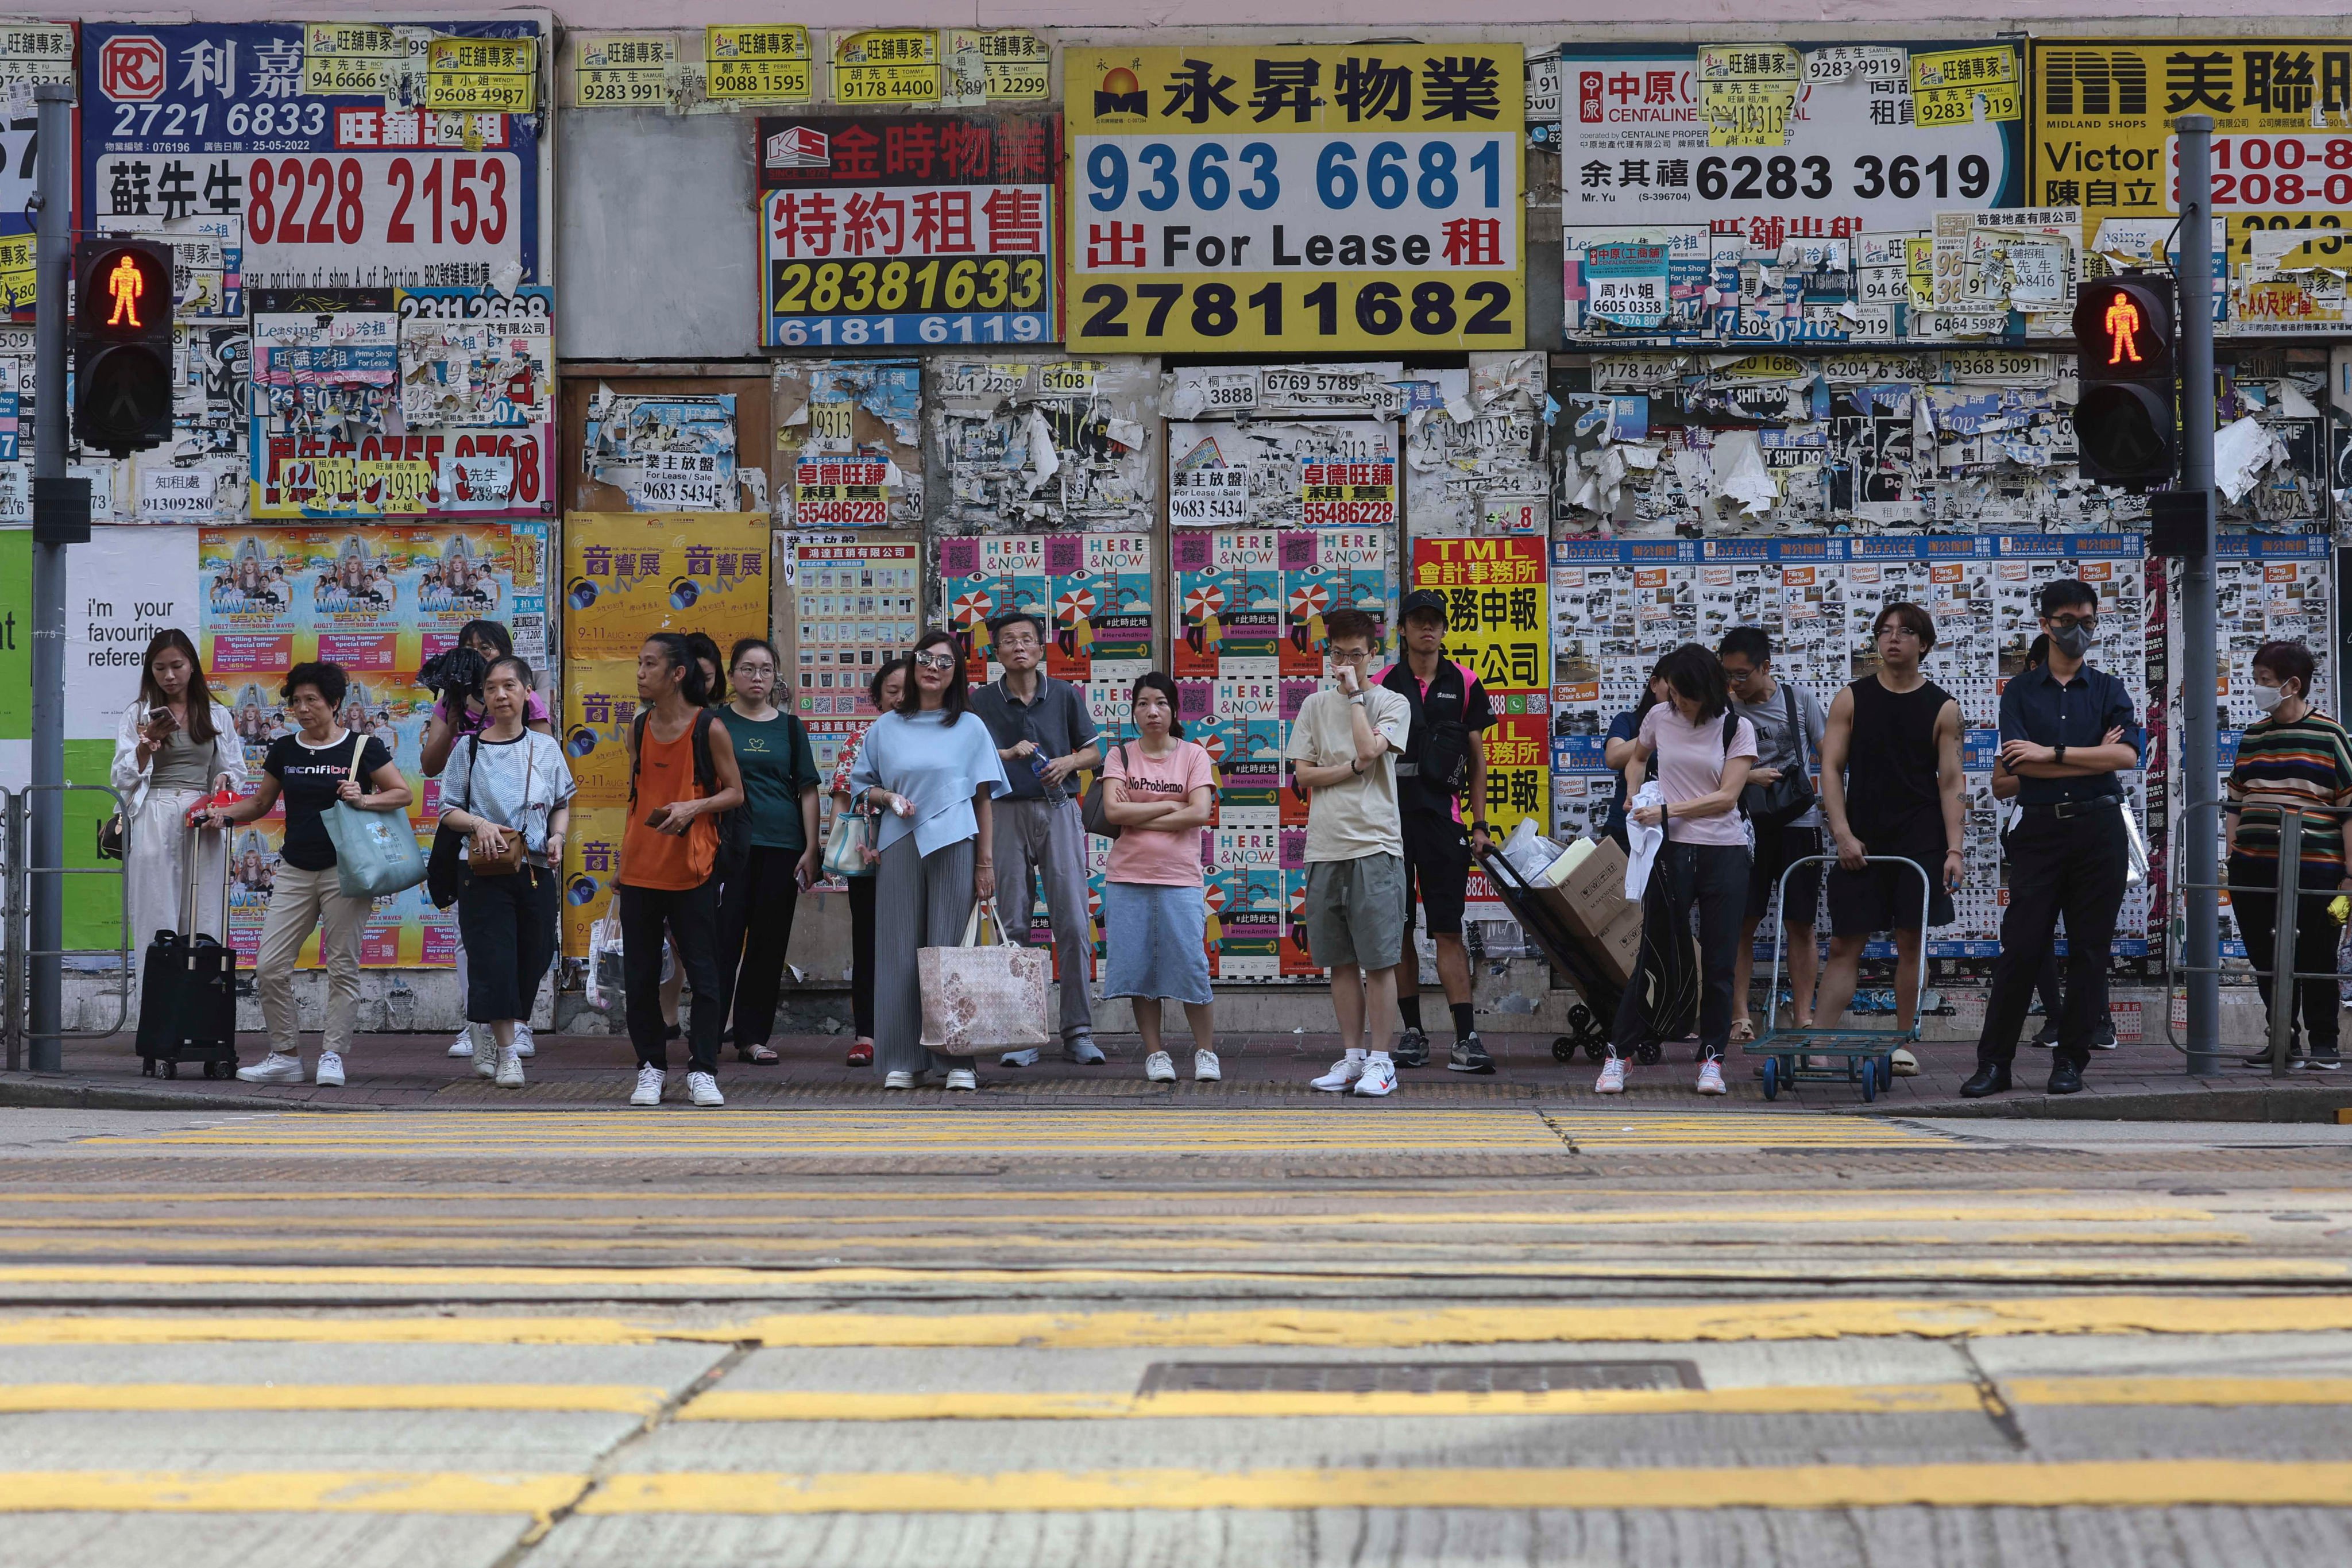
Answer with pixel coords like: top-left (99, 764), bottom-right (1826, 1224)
top-left (0, 234), bottom-right (32, 311)
top-left (1067, 44), bottom-right (1525, 352)
top-left (426, 36), bottom-right (538, 113)
top-left (708, 24), bottom-right (813, 104)
top-left (1697, 44), bottom-right (1799, 147)
top-left (575, 35), bottom-right (673, 110)
top-left (831, 29), bottom-right (940, 106)
top-left (1911, 45), bottom-right (2021, 128)
top-left (2031, 37), bottom-right (2352, 280)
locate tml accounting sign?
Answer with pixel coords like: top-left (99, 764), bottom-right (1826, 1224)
top-left (758, 114), bottom-right (1060, 348)
top-left (83, 21), bottom-right (551, 292)
top-left (1067, 45), bottom-right (1525, 352)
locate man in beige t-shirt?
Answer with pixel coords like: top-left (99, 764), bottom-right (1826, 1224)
top-left (1283, 607), bottom-right (1412, 1098)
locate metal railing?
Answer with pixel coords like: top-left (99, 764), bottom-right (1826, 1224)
top-left (1, 783), bottom-right (133, 1072)
top-left (2164, 804), bottom-right (2345, 1078)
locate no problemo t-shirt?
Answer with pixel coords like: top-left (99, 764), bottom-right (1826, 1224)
top-left (265, 729), bottom-right (395, 871)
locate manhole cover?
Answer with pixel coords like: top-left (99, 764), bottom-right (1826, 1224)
top-left (1136, 1360), bottom-right (1702, 1397)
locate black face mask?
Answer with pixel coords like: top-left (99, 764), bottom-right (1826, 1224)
top-left (2049, 621), bottom-right (2095, 660)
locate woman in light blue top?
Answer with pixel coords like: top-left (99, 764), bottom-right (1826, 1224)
top-left (845, 628), bottom-right (1011, 1090)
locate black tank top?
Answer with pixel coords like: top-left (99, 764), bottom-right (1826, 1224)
top-left (1844, 674), bottom-right (1953, 845)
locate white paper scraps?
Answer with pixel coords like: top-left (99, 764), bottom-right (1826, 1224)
top-left (2280, 384), bottom-right (2320, 419)
top-left (1106, 418), bottom-right (1146, 451)
top-left (1713, 430), bottom-right (1777, 517)
top-left (2215, 415), bottom-right (2284, 502)
top-left (1023, 408), bottom-right (1060, 492)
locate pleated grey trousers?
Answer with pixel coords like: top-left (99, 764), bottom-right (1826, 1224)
top-left (872, 832), bottom-right (977, 1076)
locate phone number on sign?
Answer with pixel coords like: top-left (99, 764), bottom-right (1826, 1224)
top-left (244, 154), bottom-right (515, 247)
top-left (2169, 137), bottom-right (2352, 213)
top-left (1077, 276), bottom-right (1513, 341)
top-left (770, 312), bottom-right (1048, 346)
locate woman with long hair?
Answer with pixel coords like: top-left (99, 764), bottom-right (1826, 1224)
top-left (845, 628), bottom-right (1009, 1090)
top-left (713, 637), bottom-right (820, 1065)
top-left (1604, 643), bottom-right (1757, 1098)
top-left (112, 630), bottom-right (248, 980)
top-left (829, 658), bottom-right (908, 1067)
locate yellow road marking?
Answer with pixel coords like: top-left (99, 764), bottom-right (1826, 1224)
top-left (677, 1384), bottom-right (1989, 1422)
top-left (0, 1383), bottom-right (668, 1415)
top-left (2007, 1376), bottom-right (2352, 1409)
top-left (581, 1460), bottom-right (2352, 1513)
top-left (0, 1470), bottom-right (577, 1515)
top-left (0, 1186), bottom-right (2084, 1205)
top-left (7, 1294), bottom-right (2352, 1348)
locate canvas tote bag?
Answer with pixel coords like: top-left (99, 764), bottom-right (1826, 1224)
top-left (918, 898), bottom-right (1051, 1053)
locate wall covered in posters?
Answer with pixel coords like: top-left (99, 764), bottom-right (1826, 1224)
top-left (929, 356), bottom-right (1158, 534)
top-left (558, 512), bottom-right (770, 957)
top-left (1065, 44), bottom-right (1525, 353)
top-left (197, 522), bottom-right (517, 968)
top-left (772, 358), bottom-right (923, 530)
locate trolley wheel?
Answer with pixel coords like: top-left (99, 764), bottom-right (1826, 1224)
top-left (1860, 1056), bottom-right (1879, 1102)
top-left (1845, 1055), bottom-right (1860, 1082)
top-left (163, 1060), bottom-right (178, 1080)
top-left (1633, 1041), bottom-right (1662, 1067)
top-left (203, 1060), bottom-right (229, 1080)
top-left (1584, 1040), bottom-right (1606, 1063)
top-left (1551, 1036), bottom-right (1575, 1063)
top-left (1760, 1056), bottom-right (1781, 1100)
top-left (1567, 1002), bottom-right (1596, 1039)
top-left (141, 1058), bottom-right (157, 1078)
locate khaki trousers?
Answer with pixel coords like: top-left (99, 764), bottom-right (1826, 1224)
top-left (254, 861), bottom-right (370, 1059)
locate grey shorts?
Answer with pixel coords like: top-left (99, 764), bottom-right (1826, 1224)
top-left (1303, 852), bottom-right (1408, 971)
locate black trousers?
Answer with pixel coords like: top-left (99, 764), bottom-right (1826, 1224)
top-left (455, 865), bottom-right (558, 1024)
top-left (848, 872), bottom-right (877, 1038)
top-left (2228, 854), bottom-right (2342, 1057)
top-left (619, 879), bottom-right (724, 1074)
top-left (1977, 808), bottom-right (2129, 1070)
top-left (1613, 841), bottom-right (1750, 1060)
top-left (716, 844), bottom-right (805, 1050)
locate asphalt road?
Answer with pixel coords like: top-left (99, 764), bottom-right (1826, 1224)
top-left (3, 1104), bottom-right (2351, 1566)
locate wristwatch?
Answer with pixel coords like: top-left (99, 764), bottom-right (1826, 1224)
top-left (2054, 744), bottom-right (2068, 767)
top-left (1349, 693), bottom-right (1366, 705)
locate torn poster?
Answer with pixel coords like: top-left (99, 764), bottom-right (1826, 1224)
top-left (1401, 352), bottom-right (1551, 536)
top-left (584, 393), bottom-right (739, 512)
top-left (393, 286), bottom-right (554, 513)
top-left (1168, 419), bottom-right (1401, 531)
top-left (248, 288), bottom-right (399, 519)
top-left (929, 356), bottom-right (1158, 534)
top-left (773, 359), bottom-right (924, 531)
top-left (1163, 363), bottom-right (1406, 422)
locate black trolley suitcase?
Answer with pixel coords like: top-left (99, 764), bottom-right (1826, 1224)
top-left (134, 818), bottom-right (240, 1080)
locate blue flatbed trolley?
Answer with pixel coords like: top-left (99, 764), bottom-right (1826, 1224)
top-left (1744, 853), bottom-right (1932, 1103)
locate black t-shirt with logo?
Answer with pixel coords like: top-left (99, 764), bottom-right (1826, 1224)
top-left (264, 730), bottom-right (395, 871)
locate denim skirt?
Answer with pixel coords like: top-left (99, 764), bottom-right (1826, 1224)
top-left (1100, 880), bottom-right (1213, 1005)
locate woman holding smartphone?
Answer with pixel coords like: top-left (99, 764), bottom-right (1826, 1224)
top-left (113, 630), bottom-right (246, 982)
top-left (828, 658), bottom-right (908, 1068)
top-left (713, 638), bottom-right (821, 1065)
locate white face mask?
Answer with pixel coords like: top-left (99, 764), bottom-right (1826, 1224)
top-left (2250, 681), bottom-right (2288, 713)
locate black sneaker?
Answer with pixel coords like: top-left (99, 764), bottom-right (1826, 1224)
top-left (2242, 1046), bottom-right (2304, 1068)
top-left (2307, 1053), bottom-right (2343, 1072)
top-left (2088, 1025), bottom-right (2119, 1051)
top-left (1447, 1033), bottom-right (1496, 1075)
top-left (1394, 1026), bottom-right (1430, 1068)
top-left (2029, 1027), bottom-right (2060, 1050)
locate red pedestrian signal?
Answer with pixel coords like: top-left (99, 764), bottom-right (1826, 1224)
top-left (72, 240), bottom-right (175, 455)
top-left (2071, 277), bottom-right (2177, 489)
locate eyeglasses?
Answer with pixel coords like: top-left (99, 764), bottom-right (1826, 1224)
top-left (912, 651), bottom-right (959, 670)
top-left (2048, 614), bottom-right (2098, 631)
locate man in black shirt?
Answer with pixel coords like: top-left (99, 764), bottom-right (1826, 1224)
top-left (1964, 578), bottom-right (2142, 1098)
top-left (1379, 590), bottom-right (1497, 1071)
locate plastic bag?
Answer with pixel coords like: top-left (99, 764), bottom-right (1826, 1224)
top-left (1500, 817), bottom-right (1565, 882)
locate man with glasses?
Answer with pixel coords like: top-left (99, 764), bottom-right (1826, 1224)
top-left (1718, 627), bottom-right (1828, 1046)
top-left (1816, 603), bottom-right (1967, 1075)
top-left (968, 609), bottom-right (1106, 1066)
top-left (1963, 579), bottom-right (2142, 1098)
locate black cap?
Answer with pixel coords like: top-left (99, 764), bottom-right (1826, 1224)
top-left (984, 608), bottom-right (1049, 640)
top-left (1399, 588), bottom-right (1450, 625)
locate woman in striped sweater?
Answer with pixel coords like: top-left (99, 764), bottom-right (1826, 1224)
top-left (2224, 640), bottom-right (2352, 1071)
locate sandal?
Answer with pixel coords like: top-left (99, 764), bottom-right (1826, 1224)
top-left (845, 1039), bottom-right (873, 1067)
top-left (736, 1043), bottom-right (779, 1065)
top-left (1728, 1017), bottom-right (1756, 1044)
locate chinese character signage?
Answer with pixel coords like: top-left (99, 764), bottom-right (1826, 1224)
top-left (1561, 42), bottom-right (2023, 345)
top-left (708, 25), bottom-right (813, 105)
top-left (757, 114), bottom-right (1059, 349)
top-left (2030, 37), bottom-right (2352, 331)
top-left (1067, 45), bottom-right (1525, 352)
top-left (1409, 536), bottom-right (1549, 696)
top-left (940, 532), bottom-right (1156, 685)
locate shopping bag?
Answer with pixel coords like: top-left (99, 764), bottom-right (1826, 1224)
top-left (822, 808), bottom-right (873, 880)
top-left (322, 746), bottom-right (426, 899)
top-left (918, 898), bottom-right (1051, 1053)
top-left (2121, 801), bottom-right (2150, 886)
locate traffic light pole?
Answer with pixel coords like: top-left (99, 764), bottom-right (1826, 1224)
top-left (26, 82), bottom-right (68, 1071)
top-left (2176, 113), bottom-right (2222, 1076)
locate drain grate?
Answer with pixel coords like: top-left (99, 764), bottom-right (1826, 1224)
top-left (1135, 1360), bottom-right (1702, 1397)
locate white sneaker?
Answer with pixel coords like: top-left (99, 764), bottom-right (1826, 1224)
top-left (687, 1071), bottom-right (724, 1107)
top-left (313, 1052), bottom-right (345, 1088)
top-left (473, 1038), bottom-right (498, 1079)
top-left (495, 1049), bottom-right (524, 1089)
top-left (1353, 1055), bottom-right (1398, 1096)
top-left (1697, 1059), bottom-right (1727, 1095)
top-left (513, 1022), bottom-right (535, 1059)
top-left (236, 1052), bottom-right (303, 1085)
top-left (1311, 1053), bottom-right (1366, 1092)
top-left (629, 1065), bottom-right (665, 1106)
top-left (446, 1028), bottom-right (474, 1059)
top-left (999, 1048), bottom-right (1040, 1068)
top-left (944, 1067), bottom-right (978, 1091)
top-left (1194, 1049), bottom-right (1221, 1082)
top-left (1145, 1050), bottom-right (1176, 1083)
top-left (1595, 1056), bottom-right (1627, 1094)
top-left (884, 1070), bottom-right (917, 1090)
top-left (1890, 1047), bottom-right (1920, 1077)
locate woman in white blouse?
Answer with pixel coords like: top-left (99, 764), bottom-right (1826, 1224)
top-left (111, 630), bottom-right (247, 972)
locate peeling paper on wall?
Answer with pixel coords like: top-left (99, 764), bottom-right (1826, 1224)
top-left (929, 355), bottom-right (1160, 534)
top-left (2215, 415), bottom-right (2284, 502)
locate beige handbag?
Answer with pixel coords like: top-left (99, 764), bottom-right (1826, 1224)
top-left (918, 898), bottom-right (1051, 1053)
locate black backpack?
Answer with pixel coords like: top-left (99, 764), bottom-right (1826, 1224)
top-left (631, 708), bottom-right (751, 881)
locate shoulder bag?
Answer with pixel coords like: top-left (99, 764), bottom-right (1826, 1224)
top-left (466, 733), bottom-right (532, 878)
top-left (1080, 740), bottom-right (1127, 841)
top-left (1740, 685), bottom-right (1818, 829)
top-left (322, 736), bottom-right (428, 899)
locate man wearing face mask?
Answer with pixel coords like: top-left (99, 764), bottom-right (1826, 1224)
top-left (1964, 578), bottom-right (2144, 1098)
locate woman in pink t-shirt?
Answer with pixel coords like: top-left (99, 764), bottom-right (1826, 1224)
top-left (1608, 643), bottom-right (1758, 1098)
top-left (1100, 671), bottom-right (1219, 1084)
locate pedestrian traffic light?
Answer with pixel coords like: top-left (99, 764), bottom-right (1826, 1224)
top-left (2069, 275), bottom-right (2177, 490)
top-left (72, 239), bottom-right (174, 457)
